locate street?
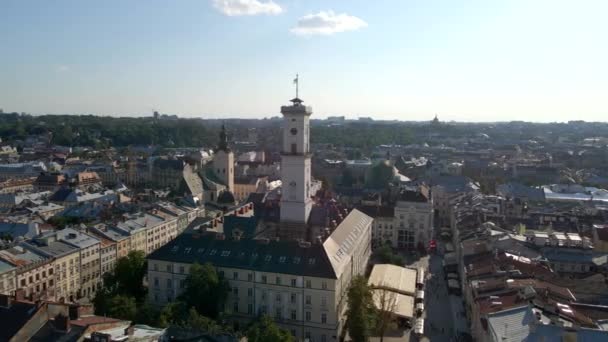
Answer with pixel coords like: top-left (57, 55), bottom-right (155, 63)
top-left (401, 248), bottom-right (469, 342)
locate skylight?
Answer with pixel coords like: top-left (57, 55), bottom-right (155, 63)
top-left (221, 250), bottom-right (231, 257)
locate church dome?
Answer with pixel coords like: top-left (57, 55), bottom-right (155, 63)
top-left (217, 190), bottom-right (236, 204)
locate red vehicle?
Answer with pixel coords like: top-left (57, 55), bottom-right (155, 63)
top-left (428, 239), bottom-right (437, 253)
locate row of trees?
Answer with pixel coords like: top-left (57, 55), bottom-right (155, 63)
top-left (92, 251), bottom-right (293, 340)
top-left (375, 244), bottom-right (406, 266)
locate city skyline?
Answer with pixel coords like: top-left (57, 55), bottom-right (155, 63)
top-left (2, 0), bottom-right (608, 122)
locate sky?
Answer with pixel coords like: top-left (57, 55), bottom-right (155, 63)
top-left (1, 0), bottom-right (608, 122)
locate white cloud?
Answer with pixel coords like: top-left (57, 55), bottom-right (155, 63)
top-left (212, 0), bottom-right (282, 16)
top-left (291, 10), bottom-right (367, 36)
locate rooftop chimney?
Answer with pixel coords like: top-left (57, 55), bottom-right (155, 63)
top-left (0, 294), bottom-right (11, 308)
top-left (54, 313), bottom-right (70, 333)
top-left (15, 288), bottom-right (25, 301)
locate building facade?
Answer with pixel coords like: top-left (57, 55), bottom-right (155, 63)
top-left (147, 209), bottom-right (372, 342)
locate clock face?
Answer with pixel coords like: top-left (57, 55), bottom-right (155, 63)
top-left (290, 128), bottom-right (298, 135)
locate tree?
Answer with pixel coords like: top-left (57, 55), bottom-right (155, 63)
top-left (158, 301), bottom-right (188, 328)
top-left (375, 244), bottom-right (405, 266)
top-left (178, 263), bottom-right (229, 319)
top-left (346, 276), bottom-right (377, 342)
top-left (373, 288), bottom-right (398, 342)
top-left (246, 315), bottom-right (294, 342)
top-left (110, 250), bottom-right (147, 301)
top-left (184, 307), bottom-right (224, 334)
top-left (107, 295), bottom-right (137, 320)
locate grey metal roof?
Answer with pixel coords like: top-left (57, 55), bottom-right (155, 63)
top-left (487, 305), bottom-right (533, 342)
top-left (21, 239), bottom-right (79, 258)
top-left (147, 233), bottom-right (337, 279)
top-left (0, 259), bottom-right (15, 274)
top-left (56, 228), bottom-right (100, 248)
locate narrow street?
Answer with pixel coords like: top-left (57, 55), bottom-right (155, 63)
top-left (400, 246), bottom-right (469, 342)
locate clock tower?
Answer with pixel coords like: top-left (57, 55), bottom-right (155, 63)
top-left (280, 78), bottom-right (313, 223)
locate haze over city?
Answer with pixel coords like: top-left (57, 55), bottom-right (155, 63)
top-left (2, 0), bottom-right (608, 122)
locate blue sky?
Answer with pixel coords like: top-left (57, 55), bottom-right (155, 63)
top-left (1, 0), bottom-right (607, 122)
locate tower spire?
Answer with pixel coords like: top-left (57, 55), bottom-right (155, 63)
top-left (217, 123), bottom-right (230, 152)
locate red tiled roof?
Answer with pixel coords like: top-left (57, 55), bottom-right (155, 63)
top-left (506, 278), bottom-right (575, 301)
top-left (476, 291), bottom-right (524, 314)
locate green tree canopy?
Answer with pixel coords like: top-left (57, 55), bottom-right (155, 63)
top-left (375, 245), bottom-right (405, 266)
top-left (346, 276), bottom-right (377, 342)
top-left (107, 250), bottom-right (148, 301)
top-left (107, 295), bottom-right (137, 321)
top-left (178, 262), bottom-right (229, 319)
top-left (246, 315), bottom-right (294, 342)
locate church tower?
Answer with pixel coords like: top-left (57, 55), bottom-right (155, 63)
top-left (214, 124), bottom-right (234, 191)
top-left (280, 76), bottom-right (313, 223)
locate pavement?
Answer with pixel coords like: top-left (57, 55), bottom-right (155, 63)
top-left (398, 246), bottom-right (470, 342)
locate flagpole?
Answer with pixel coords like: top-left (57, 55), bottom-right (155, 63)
top-left (295, 74), bottom-right (299, 99)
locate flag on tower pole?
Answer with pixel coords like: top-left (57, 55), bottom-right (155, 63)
top-left (293, 74), bottom-right (299, 98)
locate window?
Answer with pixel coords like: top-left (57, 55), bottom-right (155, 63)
top-left (248, 304), bottom-right (253, 314)
top-left (306, 312), bottom-right (311, 323)
top-left (321, 313), bottom-right (327, 324)
top-left (233, 272), bottom-right (238, 280)
top-left (276, 277), bottom-right (281, 285)
top-left (291, 278), bottom-right (297, 287)
top-left (261, 275), bottom-right (267, 284)
top-left (154, 277), bottom-right (159, 287)
top-left (248, 288), bottom-right (253, 297)
top-left (321, 296), bottom-right (327, 307)
top-left (248, 273), bottom-right (253, 282)
top-left (21, 279), bottom-right (26, 286)
top-left (321, 281), bottom-right (327, 290)
top-left (291, 144), bottom-right (297, 154)
top-left (275, 307), bottom-right (282, 320)
top-left (233, 287), bottom-right (239, 296)
top-left (305, 280), bottom-right (312, 288)
top-left (42, 271), bottom-right (46, 278)
top-left (166, 265), bottom-right (172, 272)
top-left (321, 334), bottom-right (327, 342)
top-left (233, 302), bottom-right (239, 313)
top-left (35, 274), bottom-right (40, 281)
top-left (291, 329), bottom-right (296, 337)
top-left (180, 279), bottom-right (185, 289)
top-left (290, 293), bottom-right (296, 304)
top-left (166, 279), bottom-right (172, 288)
top-left (179, 266), bottom-right (185, 274)
top-left (276, 293), bottom-right (281, 302)
top-left (291, 310), bottom-right (297, 320)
